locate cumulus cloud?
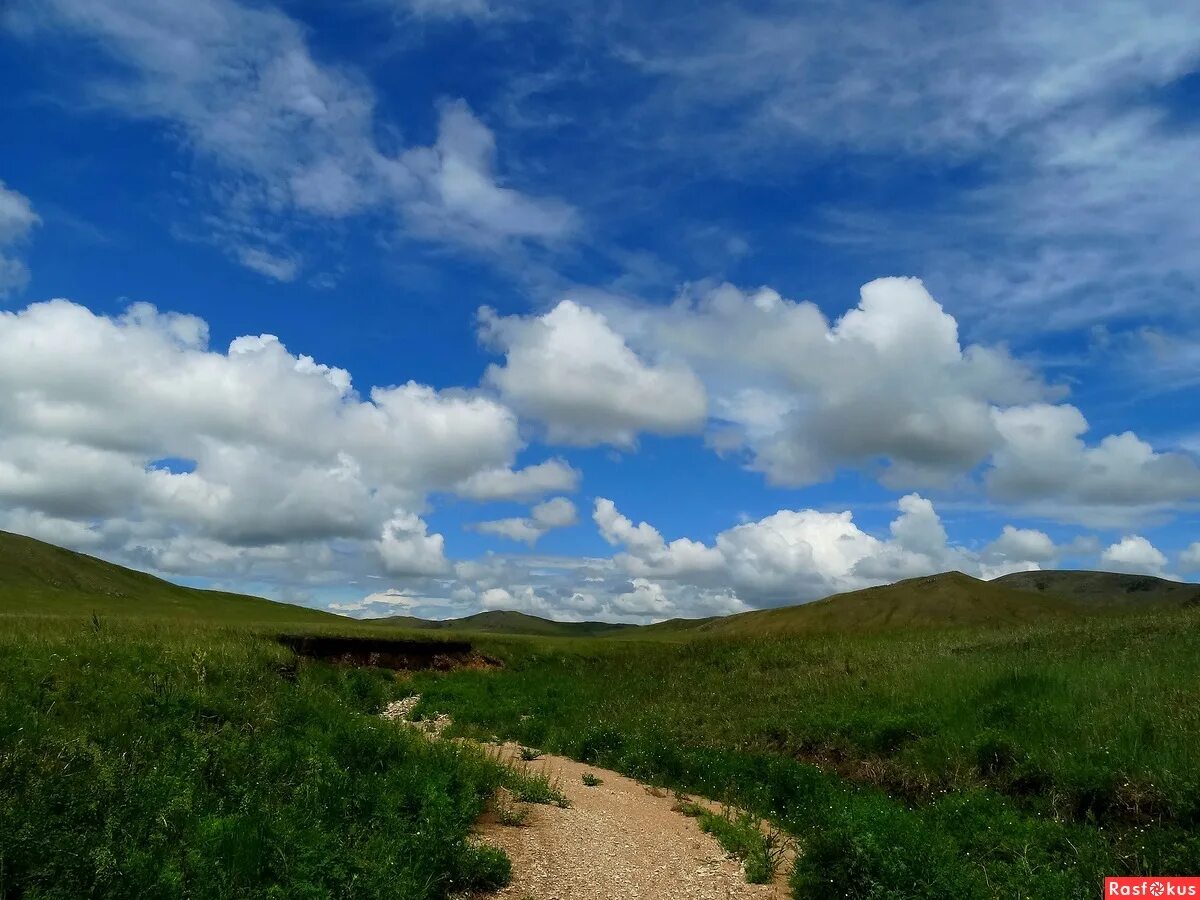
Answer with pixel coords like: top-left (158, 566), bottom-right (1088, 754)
top-left (593, 493), bottom-right (1034, 607)
top-left (554, 277), bottom-right (1200, 522)
top-left (1180, 543), bottom-right (1200, 574)
top-left (0, 181), bottom-right (39, 296)
top-left (10, 0), bottom-right (575, 274)
top-left (480, 300), bottom-right (707, 447)
top-left (980, 525), bottom-right (1058, 576)
top-left (1100, 535), bottom-right (1170, 578)
top-left (452, 457), bottom-right (580, 501)
top-left (987, 404), bottom-right (1200, 523)
top-left (472, 496), bottom-right (577, 546)
top-left (378, 512), bottom-right (449, 575)
top-left (592, 277), bottom-right (1047, 486)
top-left (0, 298), bottom-right (531, 583)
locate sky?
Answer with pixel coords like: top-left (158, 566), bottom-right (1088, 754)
top-left (1, 0), bottom-right (1199, 622)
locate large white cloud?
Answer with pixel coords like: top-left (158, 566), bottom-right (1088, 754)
top-left (595, 277), bottom-right (1047, 486)
top-left (592, 492), bottom-right (1039, 607)
top-left (0, 181), bottom-right (38, 296)
top-left (0, 298), bottom-right (535, 583)
top-left (10, 0), bottom-right (575, 275)
top-left (1180, 542), bottom-right (1200, 574)
top-left (987, 404), bottom-right (1200, 523)
top-left (480, 299), bottom-right (708, 447)
top-left (555, 278), bottom-right (1200, 522)
top-left (1100, 535), bottom-right (1170, 578)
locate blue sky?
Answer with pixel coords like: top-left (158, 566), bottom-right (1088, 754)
top-left (1, 0), bottom-right (1199, 621)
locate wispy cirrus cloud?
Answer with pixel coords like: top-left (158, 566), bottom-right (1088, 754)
top-left (0, 181), bottom-right (39, 297)
top-left (4, 0), bottom-right (577, 278)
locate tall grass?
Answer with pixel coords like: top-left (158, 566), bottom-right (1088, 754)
top-left (0, 617), bottom-right (510, 898)
top-left (413, 609), bottom-right (1200, 897)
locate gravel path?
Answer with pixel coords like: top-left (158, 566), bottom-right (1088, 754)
top-left (475, 744), bottom-right (789, 900)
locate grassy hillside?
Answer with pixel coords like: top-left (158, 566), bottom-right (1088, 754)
top-left (0, 530), bottom-right (340, 625)
top-left (997, 569), bottom-right (1200, 608)
top-left (369, 609), bottom-right (636, 638)
top-left (690, 571), bottom-right (1075, 637)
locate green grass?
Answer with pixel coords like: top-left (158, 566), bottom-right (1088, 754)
top-left (0, 616), bottom-right (511, 898)
top-left (689, 571), bottom-right (1079, 637)
top-left (6, 528), bottom-right (1200, 896)
top-left (413, 610), bottom-right (1200, 897)
top-left (696, 808), bottom-right (785, 884)
top-left (502, 765), bottom-right (570, 807)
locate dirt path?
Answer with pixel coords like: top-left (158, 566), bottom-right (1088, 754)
top-left (474, 744), bottom-right (790, 900)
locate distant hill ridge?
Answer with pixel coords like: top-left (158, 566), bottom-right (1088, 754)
top-left (995, 569), bottom-right (1200, 608)
top-left (369, 609), bottom-right (637, 638)
top-left (3, 528), bottom-right (1197, 632)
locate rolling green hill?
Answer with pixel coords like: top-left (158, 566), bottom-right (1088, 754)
top-left (995, 569), bottom-right (1200, 608)
top-left (368, 609), bottom-right (637, 638)
top-left (0, 530), bottom-right (341, 624)
top-left (688, 571), bottom-right (1077, 637)
top-left (9, 523), bottom-right (1196, 635)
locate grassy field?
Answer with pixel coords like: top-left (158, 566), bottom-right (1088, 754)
top-left (0, 616), bottom-right (512, 899)
top-left (413, 610), bottom-right (1200, 898)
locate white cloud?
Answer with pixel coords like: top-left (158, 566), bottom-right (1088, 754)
top-left (594, 492), bottom-right (988, 607)
top-left (0, 181), bottom-right (39, 296)
top-left (0, 298), bottom-right (531, 582)
top-left (378, 511), bottom-right (449, 575)
top-left (1180, 543), bottom-right (1200, 574)
top-left (329, 587), bottom-right (460, 616)
top-left (452, 457), bottom-right (580, 501)
top-left (594, 277), bottom-right (1047, 487)
top-left (236, 247), bottom-right (300, 282)
top-left (551, 278), bottom-right (1200, 522)
top-left (984, 525), bottom-right (1058, 565)
top-left (12, 0), bottom-right (575, 274)
top-left (399, 100), bottom-right (579, 247)
top-left (977, 525), bottom-right (1058, 579)
top-left (473, 496), bottom-right (577, 546)
top-left (988, 404), bottom-right (1200, 522)
top-left (595, 497), bottom-right (724, 576)
top-left (480, 299), bottom-right (707, 447)
top-left (1100, 535), bottom-right (1170, 577)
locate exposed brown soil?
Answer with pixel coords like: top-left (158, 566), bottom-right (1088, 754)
top-left (278, 634), bottom-right (499, 671)
top-left (473, 744), bottom-right (790, 900)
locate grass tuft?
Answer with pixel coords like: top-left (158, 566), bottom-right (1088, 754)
top-left (697, 808), bottom-right (785, 884)
top-left (504, 765), bottom-right (571, 808)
